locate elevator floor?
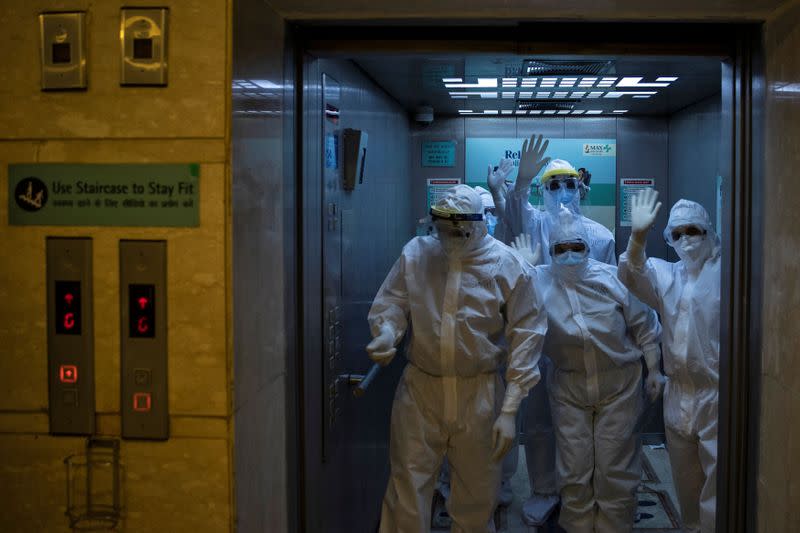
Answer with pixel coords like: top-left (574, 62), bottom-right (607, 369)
top-left (433, 444), bottom-right (682, 532)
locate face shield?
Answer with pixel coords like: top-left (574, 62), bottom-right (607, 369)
top-left (429, 206), bottom-right (484, 256)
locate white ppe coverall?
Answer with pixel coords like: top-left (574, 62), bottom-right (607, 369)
top-left (536, 256), bottom-right (661, 533)
top-left (618, 199), bottom-right (720, 533)
top-left (499, 166), bottom-right (617, 521)
top-left (370, 233), bottom-right (547, 533)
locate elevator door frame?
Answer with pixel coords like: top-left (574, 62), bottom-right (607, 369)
top-left (292, 22), bottom-right (763, 533)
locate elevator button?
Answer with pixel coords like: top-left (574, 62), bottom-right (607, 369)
top-left (133, 392), bottom-right (152, 412)
top-left (60, 365), bottom-right (78, 383)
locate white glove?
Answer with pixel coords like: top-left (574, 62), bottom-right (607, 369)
top-left (487, 159), bottom-right (514, 217)
top-left (630, 188), bottom-right (662, 240)
top-left (514, 134), bottom-right (551, 194)
top-left (366, 324), bottom-right (397, 367)
top-left (645, 370), bottom-right (666, 402)
top-left (643, 345), bottom-right (665, 401)
top-left (491, 412), bottom-right (516, 462)
top-left (511, 233), bottom-right (542, 266)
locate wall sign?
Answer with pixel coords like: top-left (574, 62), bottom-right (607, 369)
top-left (422, 141), bottom-right (456, 168)
top-left (620, 178), bottom-right (656, 227)
top-left (8, 164), bottom-right (199, 227)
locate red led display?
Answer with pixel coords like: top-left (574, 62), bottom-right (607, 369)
top-left (133, 392), bottom-right (152, 412)
top-left (129, 284), bottom-right (155, 338)
top-left (59, 365), bottom-right (78, 384)
top-left (55, 281), bottom-right (81, 335)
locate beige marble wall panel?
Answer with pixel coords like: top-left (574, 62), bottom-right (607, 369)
top-left (760, 1), bottom-right (800, 531)
top-left (0, 0), bottom-right (226, 139)
top-left (0, 434), bottom-right (230, 533)
top-left (0, 157), bottom-right (227, 416)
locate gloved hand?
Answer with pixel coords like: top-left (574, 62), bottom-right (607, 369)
top-left (514, 134), bottom-right (551, 195)
top-left (511, 233), bottom-right (542, 266)
top-left (643, 344), bottom-right (665, 401)
top-left (366, 324), bottom-right (397, 367)
top-left (645, 370), bottom-right (666, 402)
top-left (487, 159), bottom-right (514, 217)
top-left (630, 188), bottom-right (662, 242)
top-left (491, 412), bottom-right (516, 462)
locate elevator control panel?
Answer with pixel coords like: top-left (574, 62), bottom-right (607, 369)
top-left (120, 240), bottom-right (168, 440)
top-left (47, 238), bottom-right (94, 435)
top-left (39, 12), bottom-right (88, 90)
top-left (120, 8), bottom-right (168, 86)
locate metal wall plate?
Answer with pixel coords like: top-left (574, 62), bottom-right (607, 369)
top-left (39, 12), bottom-right (87, 90)
top-left (120, 8), bottom-right (168, 86)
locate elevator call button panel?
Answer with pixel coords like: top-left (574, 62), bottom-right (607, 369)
top-left (47, 238), bottom-right (94, 435)
top-left (39, 12), bottom-right (88, 90)
top-left (120, 8), bottom-right (169, 86)
top-left (120, 240), bottom-right (168, 440)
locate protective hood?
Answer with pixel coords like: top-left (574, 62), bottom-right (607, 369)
top-left (663, 199), bottom-right (720, 270)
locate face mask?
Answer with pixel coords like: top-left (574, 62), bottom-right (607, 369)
top-left (554, 250), bottom-right (586, 266)
top-left (485, 212), bottom-right (497, 236)
top-left (675, 234), bottom-right (710, 266)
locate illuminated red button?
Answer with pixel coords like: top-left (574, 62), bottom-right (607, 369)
top-left (133, 392), bottom-right (152, 412)
top-left (59, 365), bottom-right (78, 384)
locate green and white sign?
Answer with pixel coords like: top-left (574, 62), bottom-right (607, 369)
top-left (422, 141), bottom-right (456, 168)
top-left (8, 164), bottom-right (199, 227)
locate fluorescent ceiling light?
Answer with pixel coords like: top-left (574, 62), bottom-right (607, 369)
top-left (604, 91), bottom-right (658, 98)
top-left (443, 78), bottom-right (463, 83)
top-left (449, 91), bottom-right (499, 99)
top-left (617, 76), bottom-right (671, 88)
top-left (445, 78), bottom-right (497, 89)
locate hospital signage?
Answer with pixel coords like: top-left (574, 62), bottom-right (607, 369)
top-left (8, 163), bottom-right (200, 227)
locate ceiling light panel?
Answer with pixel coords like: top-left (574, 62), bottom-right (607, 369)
top-left (445, 78), bottom-right (498, 89)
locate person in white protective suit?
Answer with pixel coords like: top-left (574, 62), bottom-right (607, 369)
top-left (432, 186), bottom-right (521, 518)
top-left (367, 184), bottom-right (548, 533)
top-left (514, 208), bottom-right (664, 533)
top-left (618, 189), bottom-right (720, 533)
top-left (486, 134), bottom-right (617, 526)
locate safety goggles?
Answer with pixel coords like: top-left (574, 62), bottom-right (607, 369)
top-left (553, 241), bottom-right (587, 255)
top-left (545, 177), bottom-right (579, 192)
top-left (668, 225), bottom-right (707, 242)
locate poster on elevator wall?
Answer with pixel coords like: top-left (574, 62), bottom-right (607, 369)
top-left (465, 138), bottom-right (617, 233)
top-left (426, 178), bottom-right (462, 209)
top-left (620, 178), bottom-right (656, 227)
top-left (8, 164), bottom-right (199, 227)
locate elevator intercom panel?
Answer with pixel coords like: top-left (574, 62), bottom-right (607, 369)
top-left (39, 12), bottom-right (88, 90)
top-left (120, 240), bottom-right (168, 440)
top-left (47, 237), bottom-right (94, 435)
top-left (120, 8), bottom-right (169, 86)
